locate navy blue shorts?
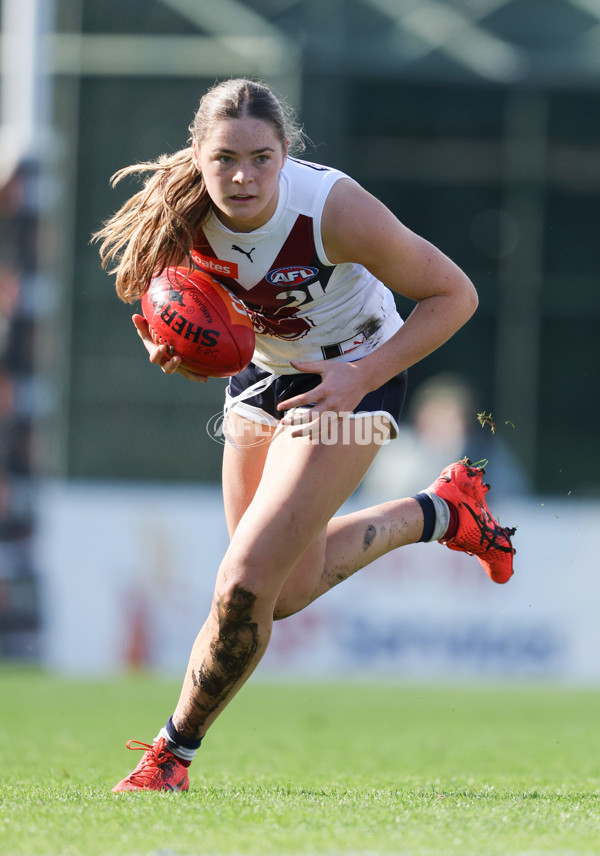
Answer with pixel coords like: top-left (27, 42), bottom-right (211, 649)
top-left (226, 363), bottom-right (407, 438)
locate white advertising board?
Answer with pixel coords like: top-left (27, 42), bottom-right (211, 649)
top-left (35, 481), bottom-right (600, 683)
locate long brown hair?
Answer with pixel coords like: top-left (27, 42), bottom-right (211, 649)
top-left (93, 79), bottom-right (304, 303)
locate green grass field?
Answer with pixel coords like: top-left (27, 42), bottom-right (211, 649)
top-left (1, 667), bottom-right (599, 855)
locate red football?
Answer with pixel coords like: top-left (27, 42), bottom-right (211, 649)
top-left (141, 267), bottom-right (255, 377)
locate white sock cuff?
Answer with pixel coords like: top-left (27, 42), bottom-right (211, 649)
top-left (156, 726), bottom-right (197, 762)
top-left (423, 491), bottom-right (450, 542)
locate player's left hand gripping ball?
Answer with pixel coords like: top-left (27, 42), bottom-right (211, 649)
top-left (141, 267), bottom-right (255, 377)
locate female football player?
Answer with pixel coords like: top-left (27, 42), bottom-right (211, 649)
top-left (95, 78), bottom-right (515, 792)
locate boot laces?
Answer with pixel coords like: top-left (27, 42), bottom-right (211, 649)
top-left (123, 737), bottom-right (171, 786)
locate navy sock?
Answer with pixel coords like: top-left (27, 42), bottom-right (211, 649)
top-left (413, 492), bottom-right (458, 542)
top-left (159, 716), bottom-right (203, 764)
top-left (413, 492), bottom-right (436, 542)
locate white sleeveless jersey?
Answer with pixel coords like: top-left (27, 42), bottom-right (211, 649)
top-left (191, 157), bottom-right (403, 375)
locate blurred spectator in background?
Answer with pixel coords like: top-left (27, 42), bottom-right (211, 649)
top-left (362, 371), bottom-right (530, 502)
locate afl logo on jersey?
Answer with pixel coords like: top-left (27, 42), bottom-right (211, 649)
top-left (266, 265), bottom-right (319, 286)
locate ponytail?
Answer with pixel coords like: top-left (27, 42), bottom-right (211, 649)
top-left (93, 148), bottom-right (209, 303)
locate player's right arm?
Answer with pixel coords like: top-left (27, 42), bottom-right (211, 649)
top-left (132, 314), bottom-right (209, 382)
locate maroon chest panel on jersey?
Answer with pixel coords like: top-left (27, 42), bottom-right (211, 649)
top-left (191, 215), bottom-right (335, 341)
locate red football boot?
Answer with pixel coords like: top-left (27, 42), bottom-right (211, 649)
top-left (112, 737), bottom-right (190, 793)
top-left (426, 458), bottom-right (516, 584)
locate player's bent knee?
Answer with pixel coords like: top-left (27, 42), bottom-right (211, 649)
top-left (214, 581), bottom-right (281, 631)
top-left (272, 603), bottom-right (295, 621)
top-left (215, 584), bottom-right (259, 624)
top-left (272, 592), bottom-right (311, 621)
